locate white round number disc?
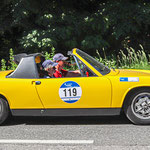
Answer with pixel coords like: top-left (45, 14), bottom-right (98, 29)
top-left (59, 81), bottom-right (82, 103)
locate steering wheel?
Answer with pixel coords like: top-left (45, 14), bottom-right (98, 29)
top-left (80, 64), bottom-right (89, 77)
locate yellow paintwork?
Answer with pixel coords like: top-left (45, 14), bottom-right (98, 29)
top-left (107, 69), bottom-right (150, 107)
top-left (35, 77), bottom-right (111, 108)
top-left (0, 71), bottom-right (44, 109)
top-left (0, 49), bottom-right (150, 110)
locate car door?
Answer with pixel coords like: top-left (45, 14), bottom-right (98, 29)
top-left (1, 78), bottom-right (44, 109)
top-left (35, 76), bottom-right (111, 108)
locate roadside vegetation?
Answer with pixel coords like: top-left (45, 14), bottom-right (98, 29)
top-left (1, 1), bottom-right (150, 71)
top-left (1, 1), bottom-right (150, 62)
top-left (1, 45), bottom-right (150, 71)
top-left (95, 45), bottom-right (150, 70)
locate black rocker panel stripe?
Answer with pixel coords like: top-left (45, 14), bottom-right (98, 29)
top-left (11, 108), bottom-right (121, 116)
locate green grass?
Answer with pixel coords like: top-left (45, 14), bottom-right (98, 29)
top-left (1, 45), bottom-right (150, 71)
top-left (95, 45), bottom-right (150, 70)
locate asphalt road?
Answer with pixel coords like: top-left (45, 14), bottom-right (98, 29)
top-left (0, 115), bottom-right (150, 150)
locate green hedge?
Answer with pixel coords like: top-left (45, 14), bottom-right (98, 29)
top-left (1, 46), bottom-right (150, 71)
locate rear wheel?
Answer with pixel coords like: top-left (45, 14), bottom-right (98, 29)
top-left (0, 98), bottom-right (9, 125)
top-left (125, 89), bottom-right (150, 125)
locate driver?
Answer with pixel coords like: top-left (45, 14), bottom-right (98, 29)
top-left (53, 53), bottom-right (80, 78)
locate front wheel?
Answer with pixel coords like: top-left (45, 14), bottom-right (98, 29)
top-left (124, 89), bottom-right (150, 125)
top-left (0, 98), bottom-right (9, 125)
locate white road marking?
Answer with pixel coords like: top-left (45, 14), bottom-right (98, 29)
top-left (0, 140), bottom-right (94, 144)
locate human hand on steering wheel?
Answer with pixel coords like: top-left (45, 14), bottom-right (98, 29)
top-left (80, 64), bottom-right (89, 77)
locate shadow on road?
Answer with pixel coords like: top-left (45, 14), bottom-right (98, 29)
top-left (6, 114), bottom-right (132, 126)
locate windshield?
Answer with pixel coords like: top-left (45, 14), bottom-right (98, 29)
top-left (76, 49), bottom-right (110, 75)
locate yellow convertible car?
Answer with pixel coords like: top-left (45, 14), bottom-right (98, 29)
top-left (0, 48), bottom-right (150, 125)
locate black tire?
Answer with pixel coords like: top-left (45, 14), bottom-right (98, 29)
top-left (0, 98), bottom-right (9, 125)
top-left (124, 89), bottom-right (150, 125)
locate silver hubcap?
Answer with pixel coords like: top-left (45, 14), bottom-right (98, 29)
top-left (131, 93), bottom-right (150, 119)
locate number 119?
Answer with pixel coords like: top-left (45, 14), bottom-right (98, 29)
top-left (63, 88), bottom-right (77, 97)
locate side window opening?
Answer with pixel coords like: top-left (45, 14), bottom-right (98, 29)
top-left (74, 56), bottom-right (97, 77)
top-left (36, 54), bottom-right (97, 79)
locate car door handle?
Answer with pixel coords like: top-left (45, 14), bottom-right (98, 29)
top-left (35, 81), bottom-right (41, 85)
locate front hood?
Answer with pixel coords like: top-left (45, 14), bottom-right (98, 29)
top-left (117, 69), bottom-right (150, 77)
top-left (0, 70), bottom-right (13, 78)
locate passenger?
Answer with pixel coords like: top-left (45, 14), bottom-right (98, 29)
top-left (53, 53), bottom-right (80, 77)
top-left (42, 60), bottom-right (58, 78)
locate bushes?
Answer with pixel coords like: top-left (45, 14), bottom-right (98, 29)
top-left (0, 48), bottom-right (56, 71)
top-left (1, 46), bottom-right (150, 71)
top-left (117, 45), bottom-right (150, 69)
top-left (95, 45), bottom-right (150, 70)
top-left (0, 49), bottom-right (17, 71)
top-left (1, 59), bottom-right (6, 71)
top-left (1, 0), bottom-right (150, 58)
top-left (44, 47), bottom-right (55, 60)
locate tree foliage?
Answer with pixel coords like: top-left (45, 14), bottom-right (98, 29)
top-left (0, 0), bottom-right (150, 60)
